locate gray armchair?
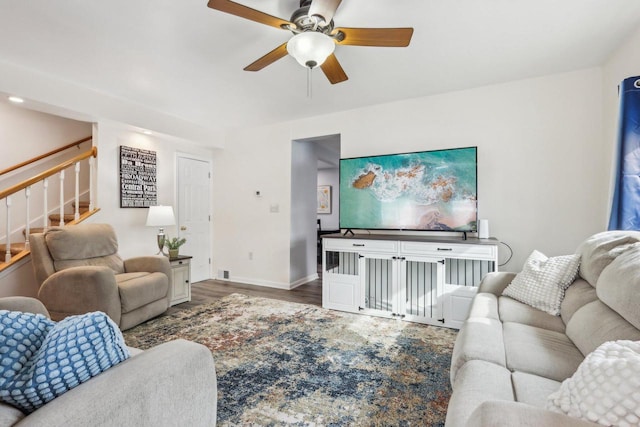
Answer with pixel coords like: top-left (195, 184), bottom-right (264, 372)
top-left (29, 223), bottom-right (171, 330)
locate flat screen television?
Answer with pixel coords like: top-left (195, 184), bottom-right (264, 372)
top-left (339, 147), bottom-right (477, 232)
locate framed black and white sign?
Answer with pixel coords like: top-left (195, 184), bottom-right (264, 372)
top-left (119, 145), bottom-right (157, 208)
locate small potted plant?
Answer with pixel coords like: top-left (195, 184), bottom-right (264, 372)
top-left (164, 236), bottom-right (186, 258)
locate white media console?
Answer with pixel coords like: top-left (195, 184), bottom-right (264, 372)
top-left (321, 233), bottom-right (499, 329)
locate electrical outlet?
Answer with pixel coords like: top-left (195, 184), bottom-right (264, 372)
top-left (223, 270), bottom-right (229, 279)
top-left (248, 251), bottom-right (253, 260)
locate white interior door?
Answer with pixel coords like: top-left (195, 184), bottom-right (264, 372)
top-left (177, 156), bottom-right (211, 282)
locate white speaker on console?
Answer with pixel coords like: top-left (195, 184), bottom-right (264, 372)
top-left (478, 219), bottom-right (490, 239)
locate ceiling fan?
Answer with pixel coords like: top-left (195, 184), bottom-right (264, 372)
top-left (207, 0), bottom-right (414, 84)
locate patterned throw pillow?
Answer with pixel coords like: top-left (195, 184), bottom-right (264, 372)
top-left (547, 340), bottom-right (640, 426)
top-left (0, 311), bottom-right (130, 413)
top-left (503, 250), bottom-right (580, 315)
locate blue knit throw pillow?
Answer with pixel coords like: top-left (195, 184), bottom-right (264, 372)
top-left (0, 311), bottom-right (130, 413)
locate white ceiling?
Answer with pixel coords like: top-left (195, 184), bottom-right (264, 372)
top-left (1, 0), bottom-right (640, 135)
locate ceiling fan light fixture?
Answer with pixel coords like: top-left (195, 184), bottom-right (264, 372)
top-left (287, 32), bottom-right (335, 69)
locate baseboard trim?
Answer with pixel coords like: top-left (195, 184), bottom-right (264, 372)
top-left (219, 276), bottom-right (292, 290)
top-left (218, 273), bottom-right (319, 291)
top-left (289, 273), bottom-right (319, 289)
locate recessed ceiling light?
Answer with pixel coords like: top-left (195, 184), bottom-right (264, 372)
top-left (8, 96), bottom-right (24, 104)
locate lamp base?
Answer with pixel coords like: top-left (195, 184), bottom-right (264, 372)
top-left (157, 230), bottom-right (167, 256)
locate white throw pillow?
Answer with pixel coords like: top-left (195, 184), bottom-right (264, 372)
top-left (502, 250), bottom-right (580, 315)
top-left (547, 340), bottom-right (640, 427)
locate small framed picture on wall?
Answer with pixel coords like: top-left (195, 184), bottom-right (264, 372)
top-left (317, 185), bottom-right (331, 214)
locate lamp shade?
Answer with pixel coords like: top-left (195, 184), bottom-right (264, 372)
top-left (286, 32), bottom-right (335, 69)
top-left (145, 205), bottom-right (176, 227)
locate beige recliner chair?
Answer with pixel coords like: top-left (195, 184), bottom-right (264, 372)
top-left (30, 223), bottom-right (171, 330)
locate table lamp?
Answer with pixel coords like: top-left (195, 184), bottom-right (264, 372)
top-left (145, 205), bottom-right (176, 255)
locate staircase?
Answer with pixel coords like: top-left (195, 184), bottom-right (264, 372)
top-left (0, 139), bottom-right (99, 271)
top-left (0, 201), bottom-right (92, 256)
top-left (48, 200), bottom-right (91, 226)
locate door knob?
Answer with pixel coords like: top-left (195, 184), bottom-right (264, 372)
top-left (180, 226), bottom-right (187, 231)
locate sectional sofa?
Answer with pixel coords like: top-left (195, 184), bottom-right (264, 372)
top-left (446, 230), bottom-right (640, 426)
top-left (0, 296), bottom-right (217, 426)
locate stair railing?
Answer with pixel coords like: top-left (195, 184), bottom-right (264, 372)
top-left (0, 145), bottom-right (98, 265)
top-left (0, 136), bottom-right (92, 177)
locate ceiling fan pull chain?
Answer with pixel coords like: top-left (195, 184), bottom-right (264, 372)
top-left (307, 67), bottom-right (313, 98)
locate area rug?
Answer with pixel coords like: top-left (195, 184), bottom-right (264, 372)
top-left (123, 293), bottom-right (457, 426)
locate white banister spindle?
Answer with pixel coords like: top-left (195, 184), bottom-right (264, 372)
top-left (24, 186), bottom-right (31, 249)
top-left (5, 196), bottom-right (11, 263)
top-left (43, 178), bottom-right (49, 229)
top-left (59, 170), bottom-right (65, 226)
top-left (0, 147), bottom-right (97, 268)
top-left (89, 156), bottom-right (95, 211)
top-left (74, 162), bottom-right (80, 220)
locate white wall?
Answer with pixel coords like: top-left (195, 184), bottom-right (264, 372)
top-left (602, 26), bottom-right (640, 211)
top-left (0, 102), bottom-right (91, 170)
top-left (212, 123), bottom-right (292, 288)
top-left (290, 139), bottom-right (340, 286)
top-left (0, 258), bottom-right (38, 297)
top-left (317, 168), bottom-right (339, 230)
top-left (290, 141), bottom-right (319, 285)
top-left (215, 67), bottom-right (607, 285)
top-left (88, 121), bottom-right (216, 261)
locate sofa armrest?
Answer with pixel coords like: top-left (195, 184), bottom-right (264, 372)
top-left (477, 272), bottom-right (517, 296)
top-left (37, 266), bottom-right (121, 324)
top-left (15, 339), bottom-right (217, 427)
top-left (466, 401), bottom-right (596, 427)
top-left (0, 297), bottom-right (50, 317)
top-left (124, 256), bottom-right (171, 279)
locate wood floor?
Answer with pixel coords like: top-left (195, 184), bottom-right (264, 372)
top-left (165, 274), bottom-right (323, 315)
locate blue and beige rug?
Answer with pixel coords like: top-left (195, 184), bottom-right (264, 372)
top-left (123, 293), bottom-right (457, 426)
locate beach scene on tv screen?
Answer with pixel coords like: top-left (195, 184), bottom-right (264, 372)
top-left (340, 147), bottom-right (477, 231)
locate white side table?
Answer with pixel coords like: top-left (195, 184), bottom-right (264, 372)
top-left (169, 255), bottom-right (192, 306)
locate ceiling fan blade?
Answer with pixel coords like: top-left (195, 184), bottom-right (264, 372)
top-left (333, 27), bottom-right (414, 47)
top-left (309, 0), bottom-right (342, 25)
top-left (207, 0), bottom-right (294, 30)
top-left (320, 53), bottom-right (348, 84)
top-left (244, 43), bottom-right (289, 72)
